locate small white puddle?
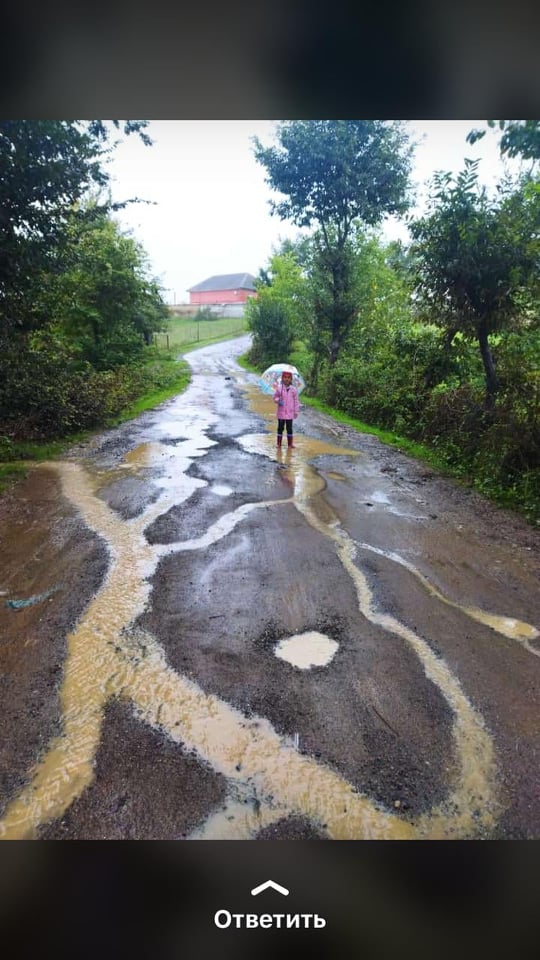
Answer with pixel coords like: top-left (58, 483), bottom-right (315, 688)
top-left (371, 490), bottom-right (391, 504)
top-left (368, 489), bottom-right (423, 519)
top-left (212, 484), bottom-right (233, 497)
top-left (274, 631), bottom-right (338, 669)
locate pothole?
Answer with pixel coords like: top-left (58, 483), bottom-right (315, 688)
top-left (274, 631), bottom-right (339, 669)
top-left (212, 484), bottom-right (233, 497)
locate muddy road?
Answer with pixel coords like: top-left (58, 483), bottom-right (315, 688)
top-left (0, 335), bottom-right (538, 840)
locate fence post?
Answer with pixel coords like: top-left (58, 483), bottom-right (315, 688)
top-left (167, 334), bottom-right (170, 350)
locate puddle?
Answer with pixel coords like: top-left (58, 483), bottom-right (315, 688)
top-left (371, 490), bottom-right (391, 504)
top-left (238, 433), bottom-right (355, 505)
top-left (124, 442), bottom-right (172, 467)
top-left (157, 498), bottom-right (284, 556)
top-left (356, 542), bottom-right (539, 653)
top-left (238, 430), bottom-right (357, 466)
top-left (188, 796), bottom-right (286, 840)
top-left (366, 489), bottom-right (426, 519)
top-left (212, 484), bottom-right (233, 497)
top-left (274, 631), bottom-right (339, 669)
top-left (2, 353), bottom-right (535, 840)
top-left (292, 502), bottom-right (499, 838)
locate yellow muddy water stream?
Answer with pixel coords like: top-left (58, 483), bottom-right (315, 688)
top-left (1, 375), bottom-right (537, 839)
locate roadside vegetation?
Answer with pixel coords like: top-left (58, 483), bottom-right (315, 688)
top-left (0, 122), bottom-right (244, 492)
top-left (248, 120), bottom-right (540, 523)
top-left (2, 120), bottom-right (538, 523)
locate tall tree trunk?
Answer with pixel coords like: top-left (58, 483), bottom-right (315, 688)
top-left (477, 326), bottom-right (499, 406)
top-left (329, 259), bottom-right (341, 366)
top-left (329, 334), bottom-right (340, 366)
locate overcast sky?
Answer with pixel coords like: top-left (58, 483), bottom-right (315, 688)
top-left (106, 121), bottom-right (523, 304)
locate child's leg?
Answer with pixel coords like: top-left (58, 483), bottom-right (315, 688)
top-left (286, 419), bottom-right (295, 447)
top-left (277, 419), bottom-right (285, 446)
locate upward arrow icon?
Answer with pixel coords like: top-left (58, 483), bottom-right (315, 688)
top-left (251, 880), bottom-right (289, 897)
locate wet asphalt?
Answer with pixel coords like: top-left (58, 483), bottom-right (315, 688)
top-left (0, 335), bottom-right (538, 839)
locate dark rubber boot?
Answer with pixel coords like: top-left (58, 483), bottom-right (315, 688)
top-left (277, 435), bottom-right (283, 447)
top-left (287, 435), bottom-right (295, 448)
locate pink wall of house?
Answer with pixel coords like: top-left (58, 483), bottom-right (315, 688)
top-left (189, 289), bottom-right (257, 305)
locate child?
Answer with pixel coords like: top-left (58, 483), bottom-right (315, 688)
top-left (273, 370), bottom-right (299, 448)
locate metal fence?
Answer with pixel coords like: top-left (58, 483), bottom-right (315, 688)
top-left (154, 316), bottom-right (248, 350)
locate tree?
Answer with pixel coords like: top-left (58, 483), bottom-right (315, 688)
top-left (246, 251), bottom-right (307, 364)
top-left (38, 206), bottom-right (167, 368)
top-left (253, 120), bottom-right (413, 365)
top-left (467, 120), bottom-right (540, 163)
top-left (306, 230), bottom-right (418, 400)
top-left (0, 120), bottom-right (151, 331)
top-left (410, 161), bottom-right (539, 404)
top-left (271, 234), bottom-right (313, 269)
top-left (305, 230), bottom-right (364, 385)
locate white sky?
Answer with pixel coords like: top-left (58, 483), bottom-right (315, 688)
top-left (106, 120), bottom-right (523, 304)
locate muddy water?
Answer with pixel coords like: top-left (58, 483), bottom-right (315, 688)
top-left (354, 542), bottom-right (540, 654)
top-left (0, 353), bottom-right (536, 839)
top-left (242, 388), bottom-right (538, 651)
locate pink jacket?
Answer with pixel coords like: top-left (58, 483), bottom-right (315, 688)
top-left (273, 384), bottom-right (299, 419)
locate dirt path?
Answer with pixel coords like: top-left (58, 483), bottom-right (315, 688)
top-left (0, 336), bottom-right (538, 839)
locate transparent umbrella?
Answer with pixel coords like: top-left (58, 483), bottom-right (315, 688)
top-left (259, 362), bottom-right (306, 395)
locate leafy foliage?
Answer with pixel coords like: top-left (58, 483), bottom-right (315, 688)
top-left (467, 120), bottom-right (540, 162)
top-left (253, 121), bottom-right (413, 237)
top-left (248, 126), bottom-right (540, 520)
top-left (0, 120), bottom-right (150, 332)
top-left (246, 252), bottom-right (307, 365)
top-left (253, 121), bottom-right (414, 365)
top-left (0, 120), bottom-right (176, 444)
top-left (38, 205), bottom-right (168, 368)
top-left (410, 163), bottom-right (539, 402)
top-left (249, 218), bottom-right (539, 520)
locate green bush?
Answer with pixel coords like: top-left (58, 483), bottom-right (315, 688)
top-left (296, 319), bottom-right (539, 521)
top-left (195, 307), bottom-right (217, 322)
top-left (246, 297), bottom-right (294, 367)
top-left (0, 330), bottom-right (170, 440)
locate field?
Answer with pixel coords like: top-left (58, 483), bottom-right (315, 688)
top-left (155, 315), bottom-right (249, 351)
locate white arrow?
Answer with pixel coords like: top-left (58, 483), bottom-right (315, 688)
top-left (251, 880), bottom-right (289, 897)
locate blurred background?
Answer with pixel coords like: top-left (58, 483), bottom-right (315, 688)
top-left (1, 0), bottom-right (538, 118)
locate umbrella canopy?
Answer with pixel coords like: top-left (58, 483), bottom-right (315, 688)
top-left (259, 363), bottom-right (306, 395)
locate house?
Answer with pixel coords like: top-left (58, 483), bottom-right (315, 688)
top-left (187, 273), bottom-right (257, 306)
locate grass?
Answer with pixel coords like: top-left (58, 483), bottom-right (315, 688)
top-left (106, 356), bottom-right (191, 424)
top-left (235, 353), bottom-right (256, 372)
top-left (300, 395), bottom-right (449, 469)
top-left (156, 314), bottom-right (248, 351)
top-left (0, 463), bottom-right (32, 495)
top-left (0, 353), bottom-right (192, 494)
top-left (0, 331), bottom-right (249, 495)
